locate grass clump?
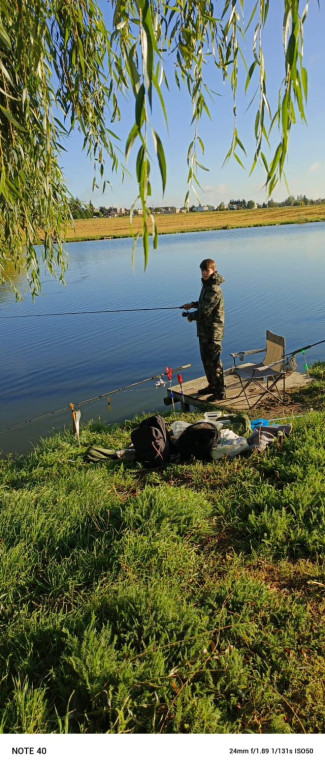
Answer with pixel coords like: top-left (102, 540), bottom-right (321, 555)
top-left (0, 399), bottom-right (324, 734)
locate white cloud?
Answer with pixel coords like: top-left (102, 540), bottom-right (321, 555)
top-left (202, 184), bottom-right (228, 194)
top-left (308, 161), bottom-right (322, 173)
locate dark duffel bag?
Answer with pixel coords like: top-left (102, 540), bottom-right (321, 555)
top-left (176, 421), bottom-right (219, 460)
top-left (131, 415), bottom-right (171, 467)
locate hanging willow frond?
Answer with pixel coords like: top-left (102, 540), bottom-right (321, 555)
top-left (0, 0), bottom-right (311, 294)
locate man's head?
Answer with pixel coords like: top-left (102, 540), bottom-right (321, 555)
top-left (200, 258), bottom-right (216, 281)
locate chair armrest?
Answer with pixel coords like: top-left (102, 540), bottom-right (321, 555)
top-left (229, 347), bottom-right (266, 365)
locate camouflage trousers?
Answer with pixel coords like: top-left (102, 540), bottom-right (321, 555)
top-left (199, 338), bottom-right (224, 394)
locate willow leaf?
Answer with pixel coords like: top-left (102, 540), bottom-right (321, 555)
top-left (136, 145), bottom-right (145, 184)
top-left (0, 59), bottom-right (13, 85)
top-left (0, 105), bottom-right (26, 131)
top-left (135, 84), bottom-right (145, 128)
top-left (245, 60), bottom-right (257, 92)
top-left (286, 31), bottom-right (297, 68)
top-left (143, 222), bottom-right (149, 269)
top-left (152, 130), bottom-right (167, 193)
top-left (0, 21), bottom-right (11, 49)
top-left (152, 70), bottom-right (168, 128)
top-left (234, 153), bottom-right (245, 169)
top-left (244, 2), bottom-right (258, 33)
top-left (125, 124), bottom-right (139, 162)
top-left (196, 160), bottom-right (209, 172)
top-left (301, 66), bottom-right (308, 101)
top-left (260, 152), bottom-right (269, 173)
top-left (268, 143), bottom-right (282, 180)
top-left (153, 220), bottom-right (158, 249)
top-left (235, 135), bottom-right (247, 155)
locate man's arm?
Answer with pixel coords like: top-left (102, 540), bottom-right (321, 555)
top-left (181, 301), bottom-right (198, 310)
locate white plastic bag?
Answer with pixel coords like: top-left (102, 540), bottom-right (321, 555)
top-left (210, 429), bottom-right (249, 460)
top-left (170, 420), bottom-right (191, 438)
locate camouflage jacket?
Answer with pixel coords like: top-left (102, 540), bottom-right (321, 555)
top-left (188, 272), bottom-right (225, 341)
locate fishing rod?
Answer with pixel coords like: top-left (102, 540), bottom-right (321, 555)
top-left (75, 364), bottom-right (191, 407)
top-left (0, 363), bottom-right (191, 434)
top-left (225, 337), bottom-right (325, 375)
top-left (0, 305), bottom-right (186, 320)
top-left (288, 338), bottom-right (325, 357)
top-left (270, 337), bottom-right (325, 370)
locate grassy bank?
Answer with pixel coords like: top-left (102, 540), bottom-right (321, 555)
top-left (0, 369), bottom-right (324, 734)
top-left (63, 204), bottom-right (325, 242)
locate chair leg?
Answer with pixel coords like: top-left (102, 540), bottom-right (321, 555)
top-left (267, 374), bottom-right (286, 403)
top-left (228, 372), bottom-right (286, 411)
top-left (231, 373), bottom-right (251, 408)
top-left (250, 375), bottom-right (285, 410)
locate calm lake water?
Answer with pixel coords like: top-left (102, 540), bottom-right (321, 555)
top-left (1, 222), bottom-right (325, 454)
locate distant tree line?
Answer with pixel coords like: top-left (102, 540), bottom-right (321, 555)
top-left (265, 195), bottom-right (325, 208)
top-left (69, 198), bottom-right (130, 219)
top-left (68, 198), bottom-right (95, 219)
top-left (69, 194), bottom-right (325, 219)
top-left (226, 199), bottom-right (256, 210)
top-left (222, 196), bottom-right (325, 211)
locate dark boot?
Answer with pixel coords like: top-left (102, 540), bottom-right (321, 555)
top-left (197, 385), bottom-right (214, 395)
top-left (206, 390), bottom-right (226, 402)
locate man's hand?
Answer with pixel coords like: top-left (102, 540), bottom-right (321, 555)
top-left (187, 315), bottom-right (193, 323)
top-left (180, 303), bottom-right (193, 310)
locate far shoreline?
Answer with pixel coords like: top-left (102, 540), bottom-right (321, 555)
top-left (62, 203), bottom-right (325, 243)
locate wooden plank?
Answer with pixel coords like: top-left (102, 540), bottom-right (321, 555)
top-left (165, 372), bottom-right (312, 411)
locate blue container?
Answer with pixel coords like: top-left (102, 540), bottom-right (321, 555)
top-left (250, 418), bottom-right (269, 429)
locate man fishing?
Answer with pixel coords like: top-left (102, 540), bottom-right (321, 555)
top-left (182, 258), bottom-right (225, 400)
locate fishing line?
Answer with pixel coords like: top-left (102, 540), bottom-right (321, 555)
top-left (2, 339), bottom-right (324, 434)
top-left (0, 306), bottom-right (183, 319)
top-left (0, 364), bottom-right (191, 434)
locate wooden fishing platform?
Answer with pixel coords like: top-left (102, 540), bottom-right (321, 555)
top-left (164, 370), bottom-right (312, 412)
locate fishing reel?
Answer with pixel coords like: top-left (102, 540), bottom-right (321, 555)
top-left (182, 311), bottom-right (189, 317)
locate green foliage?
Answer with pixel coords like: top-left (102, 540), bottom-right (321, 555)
top-left (0, 409), bottom-right (324, 733)
top-left (122, 485), bottom-right (213, 537)
top-left (68, 197), bottom-right (94, 219)
top-left (0, 677), bottom-right (48, 734)
top-left (0, 0), bottom-right (118, 297)
top-left (0, 1), bottom-right (313, 292)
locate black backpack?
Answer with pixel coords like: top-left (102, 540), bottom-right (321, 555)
top-left (131, 415), bottom-right (171, 468)
top-left (176, 421), bottom-right (219, 460)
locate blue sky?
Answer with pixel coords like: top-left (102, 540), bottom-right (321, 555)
top-left (61, 1), bottom-right (325, 208)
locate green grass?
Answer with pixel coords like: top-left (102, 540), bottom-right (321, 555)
top-left (0, 372), bottom-right (324, 734)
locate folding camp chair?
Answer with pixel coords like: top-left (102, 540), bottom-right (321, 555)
top-left (228, 330), bottom-right (288, 409)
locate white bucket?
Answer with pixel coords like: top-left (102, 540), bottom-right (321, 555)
top-left (204, 411), bottom-right (223, 422)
